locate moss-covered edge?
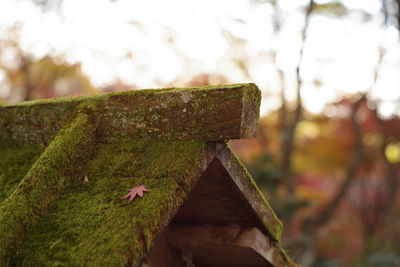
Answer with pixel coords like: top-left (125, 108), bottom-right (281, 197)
top-left (0, 83), bottom-right (260, 147)
top-left (10, 138), bottom-right (206, 266)
top-left (0, 101), bottom-right (99, 265)
top-left (2, 83), bottom-right (250, 108)
top-left (220, 143), bottom-right (283, 241)
top-left (221, 144), bottom-right (299, 266)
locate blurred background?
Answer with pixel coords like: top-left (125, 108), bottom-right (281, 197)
top-left (1, 0), bottom-right (400, 266)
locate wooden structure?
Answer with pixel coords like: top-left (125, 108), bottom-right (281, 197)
top-left (0, 83), bottom-right (296, 266)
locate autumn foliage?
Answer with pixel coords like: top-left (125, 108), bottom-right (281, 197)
top-left (230, 95), bottom-right (400, 266)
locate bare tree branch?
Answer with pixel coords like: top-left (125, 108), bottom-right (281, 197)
top-left (281, 0), bottom-right (314, 196)
top-left (270, 4), bottom-right (288, 134)
top-left (374, 112), bottom-right (399, 221)
top-left (308, 95), bottom-right (366, 229)
top-left (309, 0), bottom-right (390, 232)
top-left (395, 0), bottom-right (400, 29)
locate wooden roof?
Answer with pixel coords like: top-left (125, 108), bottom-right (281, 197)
top-left (0, 84), bottom-right (296, 266)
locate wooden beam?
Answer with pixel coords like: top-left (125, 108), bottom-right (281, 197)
top-left (212, 143), bottom-right (298, 267)
top-left (168, 225), bottom-right (279, 266)
top-left (172, 157), bottom-right (266, 227)
top-left (0, 83), bottom-right (260, 146)
top-left (215, 143), bottom-right (284, 242)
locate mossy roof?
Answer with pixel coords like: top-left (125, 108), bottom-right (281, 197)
top-left (0, 84), bottom-right (291, 266)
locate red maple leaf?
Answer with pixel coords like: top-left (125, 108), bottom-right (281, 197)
top-left (121, 185), bottom-right (149, 202)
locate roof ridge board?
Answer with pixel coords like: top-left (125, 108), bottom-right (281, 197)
top-left (1, 83), bottom-right (254, 108)
top-left (0, 83), bottom-right (261, 147)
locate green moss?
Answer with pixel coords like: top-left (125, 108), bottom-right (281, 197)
top-left (276, 247), bottom-right (299, 267)
top-left (0, 146), bottom-right (44, 202)
top-left (0, 83), bottom-right (259, 147)
top-left (225, 144), bottom-right (284, 242)
top-left (0, 83), bottom-right (293, 265)
top-left (1, 83), bottom-right (250, 108)
top-left (11, 138), bottom-right (204, 266)
top-left (0, 102), bottom-right (99, 264)
top-left (246, 169), bottom-right (284, 241)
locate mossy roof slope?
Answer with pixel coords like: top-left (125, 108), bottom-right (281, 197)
top-left (0, 84), bottom-right (288, 266)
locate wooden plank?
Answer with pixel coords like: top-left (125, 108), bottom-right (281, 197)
top-left (169, 143), bottom-right (297, 267)
top-left (168, 225), bottom-right (275, 266)
top-left (143, 228), bottom-right (186, 267)
top-left (215, 143), bottom-right (284, 242)
top-left (172, 158), bottom-right (263, 226)
top-left (0, 83), bottom-right (261, 146)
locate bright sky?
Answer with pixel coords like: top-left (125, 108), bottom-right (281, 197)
top-left (0, 0), bottom-right (399, 117)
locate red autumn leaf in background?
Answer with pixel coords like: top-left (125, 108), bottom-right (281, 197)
top-left (122, 185), bottom-right (149, 202)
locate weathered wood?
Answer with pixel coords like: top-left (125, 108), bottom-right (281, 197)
top-left (215, 143), bottom-right (283, 242)
top-left (174, 142), bottom-right (283, 242)
top-left (143, 228), bottom-right (186, 267)
top-left (0, 83), bottom-right (260, 146)
top-left (168, 143), bottom-right (297, 267)
top-left (168, 225), bottom-right (275, 266)
top-left (172, 157), bottom-right (264, 227)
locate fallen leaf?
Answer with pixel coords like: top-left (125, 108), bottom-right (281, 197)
top-left (122, 185), bottom-right (149, 202)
